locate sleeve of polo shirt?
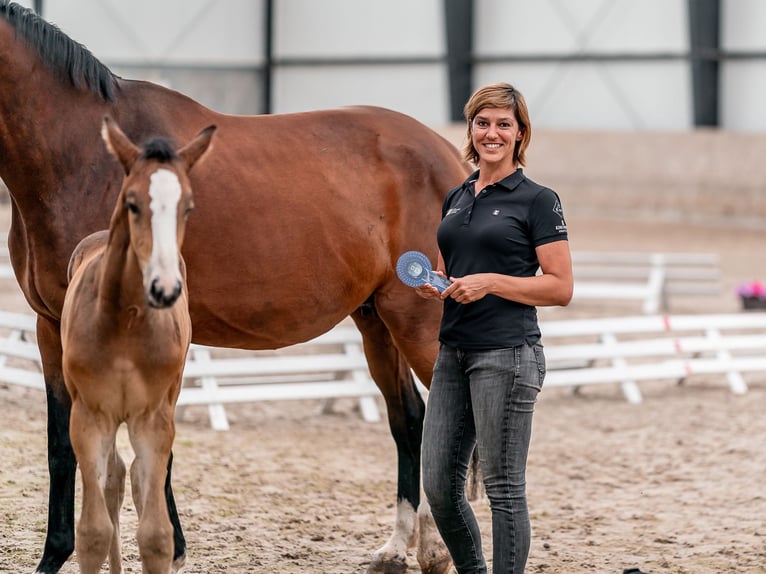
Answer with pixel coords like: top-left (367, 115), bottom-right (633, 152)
top-left (529, 188), bottom-right (568, 246)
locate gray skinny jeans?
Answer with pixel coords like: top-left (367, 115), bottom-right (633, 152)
top-left (422, 343), bottom-right (545, 574)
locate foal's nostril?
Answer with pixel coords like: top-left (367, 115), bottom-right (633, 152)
top-left (149, 278), bottom-right (182, 308)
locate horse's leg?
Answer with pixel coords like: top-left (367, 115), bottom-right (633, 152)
top-left (370, 290), bottom-right (454, 574)
top-left (128, 408), bottom-right (176, 574)
top-left (34, 320), bottom-right (77, 574)
top-left (351, 303), bottom-right (448, 574)
top-left (104, 443), bottom-right (126, 573)
top-left (69, 400), bottom-right (116, 574)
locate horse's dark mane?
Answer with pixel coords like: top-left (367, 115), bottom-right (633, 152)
top-left (0, 1), bottom-right (118, 101)
top-left (140, 138), bottom-right (178, 163)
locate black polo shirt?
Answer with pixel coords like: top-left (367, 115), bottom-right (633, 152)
top-left (437, 168), bottom-right (568, 349)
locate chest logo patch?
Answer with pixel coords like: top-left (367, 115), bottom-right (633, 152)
top-left (446, 207), bottom-right (461, 216)
top-left (492, 209), bottom-right (500, 216)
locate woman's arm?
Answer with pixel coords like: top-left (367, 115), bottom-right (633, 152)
top-left (441, 240), bottom-right (573, 306)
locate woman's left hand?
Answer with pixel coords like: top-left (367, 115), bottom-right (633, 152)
top-left (443, 274), bottom-right (491, 304)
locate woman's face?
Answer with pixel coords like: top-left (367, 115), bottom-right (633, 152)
top-left (471, 106), bottom-right (523, 168)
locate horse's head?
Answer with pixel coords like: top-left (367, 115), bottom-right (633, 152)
top-left (101, 116), bottom-right (216, 308)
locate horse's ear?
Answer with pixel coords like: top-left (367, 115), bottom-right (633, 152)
top-left (178, 125), bottom-right (217, 172)
top-left (101, 116), bottom-right (140, 174)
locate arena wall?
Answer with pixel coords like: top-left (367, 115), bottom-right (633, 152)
top-left (439, 125), bottom-right (766, 229)
top-left (1, 129), bottom-right (764, 228)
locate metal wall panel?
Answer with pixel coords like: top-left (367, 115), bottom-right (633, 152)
top-left (475, 0), bottom-right (686, 55)
top-left (474, 0), bottom-right (691, 130)
top-left (45, 0), bottom-right (264, 65)
top-left (273, 64), bottom-right (449, 126)
top-left (20, 0), bottom-right (766, 131)
top-left (721, 61), bottom-right (766, 131)
top-left (476, 61), bottom-right (690, 130)
top-left (271, 0), bottom-right (449, 123)
top-left (274, 0), bottom-right (444, 57)
top-left (720, 0), bottom-right (766, 130)
top-left (722, 0), bottom-right (766, 51)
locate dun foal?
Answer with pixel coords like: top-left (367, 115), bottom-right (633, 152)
top-left (61, 117), bottom-right (215, 574)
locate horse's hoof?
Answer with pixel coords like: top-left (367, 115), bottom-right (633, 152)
top-left (420, 555), bottom-right (454, 574)
top-left (365, 555), bottom-right (408, 574)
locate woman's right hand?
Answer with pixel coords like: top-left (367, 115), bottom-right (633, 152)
top-left (415, 283), bottom-right (443, 300)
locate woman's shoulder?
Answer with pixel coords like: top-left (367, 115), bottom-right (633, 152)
top-left (443, 170), bottom-right (477, 203)
top-left (519, 170), bottom-right (555, 196)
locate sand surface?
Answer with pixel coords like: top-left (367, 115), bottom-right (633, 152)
top-left (1, 207), bottom-right (765, 573)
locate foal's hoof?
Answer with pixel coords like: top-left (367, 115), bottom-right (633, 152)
top-left (365, 555), bottom-right (407, 574)
top-left (172, 552), bottom-right (187, 573)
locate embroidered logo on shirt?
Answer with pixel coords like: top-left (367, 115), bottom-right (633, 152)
top-left (552, 199), bottom-right (563, 217)
top-left (492, 209), bottom-right (500, 216)
top-left (446, 207), bottom-right (461, 216)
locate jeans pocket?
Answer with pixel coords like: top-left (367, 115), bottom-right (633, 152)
top-left (520, 343), bottom-right (546, 391)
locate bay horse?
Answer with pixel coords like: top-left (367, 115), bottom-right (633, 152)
top-left (0, 3), bottom-right (469, 573)
top-left (62, 117), bottom-right (215, 574)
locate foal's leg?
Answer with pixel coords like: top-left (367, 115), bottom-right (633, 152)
top-left (134, 454), bottom-right (186, 570)
top-left (128, 408), bottom-right (176, 574)
top-left (164, 451), bottom-right (187, 571)
top-left (69, 400), bottom-right (117, 574)
top-left (104, 444), bottom-right (126, 573)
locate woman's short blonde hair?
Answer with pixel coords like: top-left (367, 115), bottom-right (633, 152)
top-left (461, 82), bottom-right (531, 167)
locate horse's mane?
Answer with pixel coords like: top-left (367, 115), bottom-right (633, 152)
top-left (0, 1), bottom-right (118, 101)
top-left (140, 138), bottom-right (179, 163)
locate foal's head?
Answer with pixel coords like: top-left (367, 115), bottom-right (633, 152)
top-left (101, 117), bottom-right (216, 308)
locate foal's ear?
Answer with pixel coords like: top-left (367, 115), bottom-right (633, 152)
top-left (178, 125), bottom-right (217, 172)
top-left (101, 116), bottom-right (140, 174)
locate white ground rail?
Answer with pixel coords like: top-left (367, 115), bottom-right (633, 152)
top-left (572, 251), bottom-right (721, 314)
top-left (178, 326), bottom-right (382, 430)
top-left (542, 312), bottom-right (765, 403)
top-left (1, 311), bottom-right (764, 428)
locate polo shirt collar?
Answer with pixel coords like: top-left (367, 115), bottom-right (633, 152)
top-left (464, 168), bottom-right (525, 193)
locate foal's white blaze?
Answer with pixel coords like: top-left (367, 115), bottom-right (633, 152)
top-left (146, 168), bottom-right (183, 297)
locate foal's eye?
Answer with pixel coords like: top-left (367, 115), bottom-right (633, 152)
top-left (125, 201), bottom-right (139, 215)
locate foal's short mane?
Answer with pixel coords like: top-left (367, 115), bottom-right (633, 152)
top-left (141, 138), bottom-right (179, 163)
top-left (0, 0), bottom-right (118, 101)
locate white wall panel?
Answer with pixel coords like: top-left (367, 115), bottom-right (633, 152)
top-left (274, 65), bottom-right (449, 127)
top-left (20, 0), bottom-right (766, 130)
top-left (275, 0), bottom-right (444, 57)
top-left (476, 61), bottom-right (691, 131)
top-left (722, 0), bottom-right (766, 50)
top-left (721, 61), bottom-right (766, 131)
top-left (45, 0), bottom-right (264, 65)
top-left (476, 0), bottom-right (686, 55)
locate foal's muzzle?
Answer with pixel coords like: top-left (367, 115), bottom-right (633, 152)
top-left (147, 277), bottom-right (183, 308)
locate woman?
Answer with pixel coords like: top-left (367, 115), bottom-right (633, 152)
top-left (416, 82), bottom-right (573, 574)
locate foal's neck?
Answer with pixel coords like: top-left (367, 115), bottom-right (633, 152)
top-left (97, 203), bottom-right (144, 313)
